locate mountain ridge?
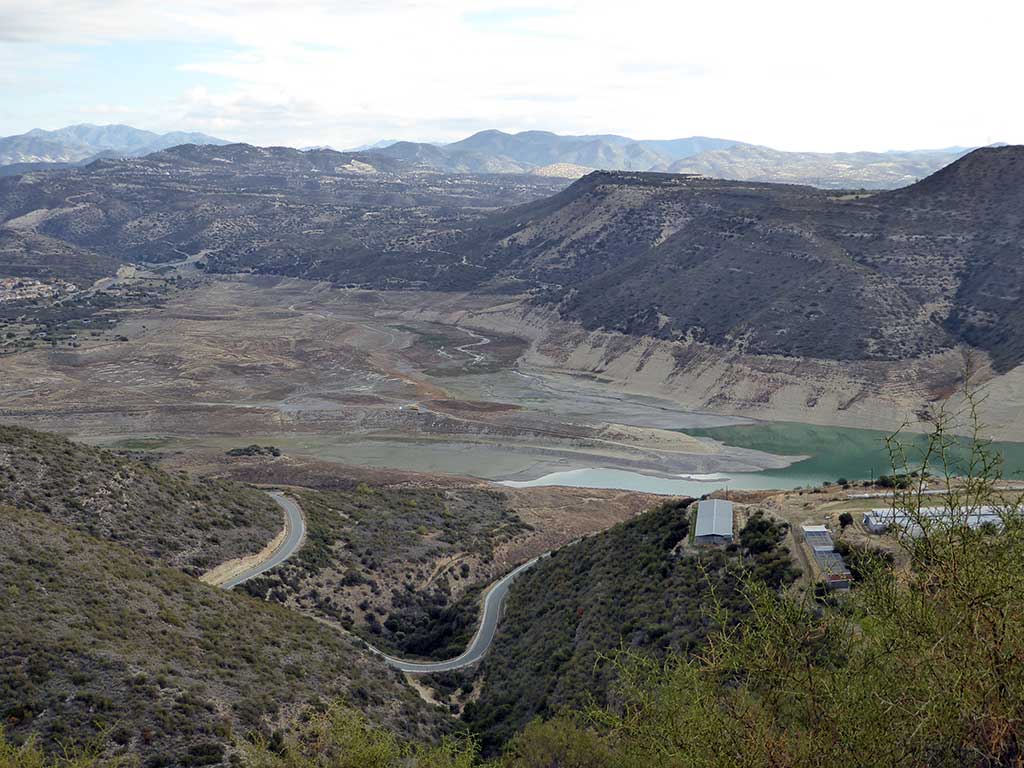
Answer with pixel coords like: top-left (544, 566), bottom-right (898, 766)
top-left (364, 129), bottom-right (975, 188)
top-left (0, 123), bottom-right (229, 166)
top-left (441, 146), bottom-right (1024, 370)
top-left (1, 142), bottom-right (1021, 416)
top-left (372, 129), bottom-right (746, 175)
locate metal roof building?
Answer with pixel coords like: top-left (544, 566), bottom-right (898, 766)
top-left (814, 551), bottom-right (852, 590)
top-left (863, 506), bottom-right (1004, 536)
top-left (801, 524), bottom-right (835, 553)
top-left (695, 499), bottom-right (734, 545)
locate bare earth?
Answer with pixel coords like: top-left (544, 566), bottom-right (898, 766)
top-left (0, 276), bottom-right (795, 480)
top-left (200, 521), bottom-right (287, 587)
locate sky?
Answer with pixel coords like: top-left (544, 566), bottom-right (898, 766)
top-left (0, 0), bottom-right (1020, 152)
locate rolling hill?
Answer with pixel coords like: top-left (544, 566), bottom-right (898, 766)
top-left (0, 504), bottom-right (441, 764)
top-left (372, 129), bottom-right (745, 175)
top-left (0, 424), bottom-right (448, 763)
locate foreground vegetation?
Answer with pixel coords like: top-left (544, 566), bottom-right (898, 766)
top-left (0, 507), bottom-right (443, 765)
top-left (460, 499), bottom-right (798, 751)
top-left (230, 403), bottom-right (1024, 765)
top-left (4, 400), bottom-right (1020, 766)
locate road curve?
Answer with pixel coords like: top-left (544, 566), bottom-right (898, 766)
top-left (221, 491), bottom-right (540, 672)
top-left (374, 555), bottom-right (543, 673)
top-left (221, 491), bottom-right (305, 589)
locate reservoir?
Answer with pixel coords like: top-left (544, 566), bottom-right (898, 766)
top-left (502, 421), bottom-right (1024, 495)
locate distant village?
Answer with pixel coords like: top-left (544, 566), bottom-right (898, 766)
top-left (0, 276), bottom-right (77, 303)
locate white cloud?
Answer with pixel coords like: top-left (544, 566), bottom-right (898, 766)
top-left (0, 0), bottom-right (1021, 150)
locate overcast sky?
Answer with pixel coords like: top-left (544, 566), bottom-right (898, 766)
top-left (0, 0), bottom-right (1020, 151)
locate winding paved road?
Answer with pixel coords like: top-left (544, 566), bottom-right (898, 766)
top-left (220, 491), bottom-right (306, 589)
top-left (220, 491), bottom-right (540, 672)
top-left (374, 555), bottom-right (542, 673)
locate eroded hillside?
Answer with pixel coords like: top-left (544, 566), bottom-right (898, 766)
top-left (460, 147), bottom-right (1024, 370)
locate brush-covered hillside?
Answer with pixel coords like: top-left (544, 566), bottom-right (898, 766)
top-left (0, 505), bottom-right (443, 765)
top-left (459, 499), bottom-right (799, 751)
top-left (447, 146), bottom-right (1024, 370)
top-left (0, 424), bottom-right (281, 572)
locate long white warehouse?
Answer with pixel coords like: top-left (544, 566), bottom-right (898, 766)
top-left (863, 505), bottom-right (1004, 535)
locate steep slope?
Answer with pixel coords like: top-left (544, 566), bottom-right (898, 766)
top-left (0, 424), bottom-right (281, 573)
top-left (671, 144), bottom-right (969, 188)
top-left (885, 146), bottom-right (1024, 371)
top-left (460, 499), bottom-right (797, 752)
top-left (0, 505), bottom-right (442, 764)
top-left (452, 147), bottom-right (1024, 370)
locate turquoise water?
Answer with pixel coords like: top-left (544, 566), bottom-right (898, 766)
top-left (501, 422), bottom-right (1024, 496)
top-left (686, 421), bottom-right (1024, 485)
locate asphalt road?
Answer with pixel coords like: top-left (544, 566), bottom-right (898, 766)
top-left (375, 555), bottom-right (543, 673)
top-left (220, 490), bottom-right (540, 672)
top-left (221, 491), bottom-right (305, 589)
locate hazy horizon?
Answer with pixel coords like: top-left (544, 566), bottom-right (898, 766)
top-left (1, 0), bottom-right (1020, 153)
top-left (0, 122), bottom-right (999, 156)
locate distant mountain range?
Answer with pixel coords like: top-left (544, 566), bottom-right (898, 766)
top-left (0, 123), bottom-right (228, 168)
top-left (366, 129), bottom-right (975, 188)
top-left (3, 139), bottom-right (1020, 372)
top-left (0, 123), bottom-right (985, 189)
top-left (371, 130), bottom-right (745, 176)
top-left (668, 144), bottom-right (974, 189)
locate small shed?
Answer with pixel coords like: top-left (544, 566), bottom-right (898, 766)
top-left (801, 524), bottom-right (835, 553)
top-left (694, 499), bottom-right (734, 545)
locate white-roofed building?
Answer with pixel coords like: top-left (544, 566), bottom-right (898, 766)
top-left (801, 524), bottom-right (835, 553)
top-left (864, 505), bottom-right (1004, 536)
top-left (694, 499), bottom-right (734, 545)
